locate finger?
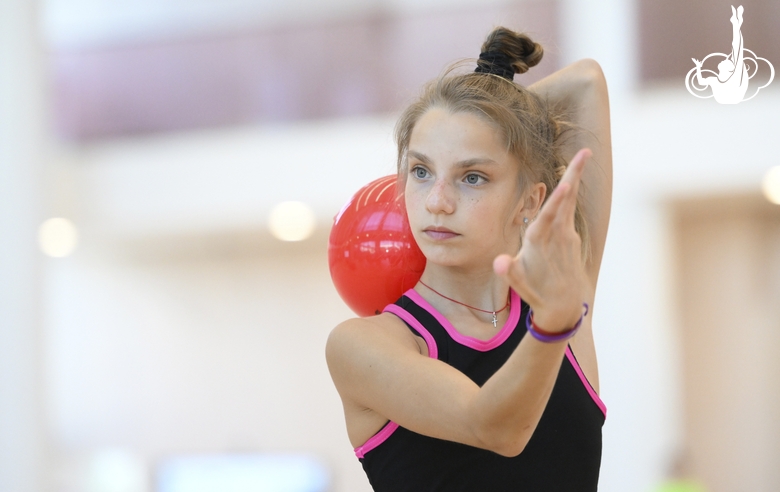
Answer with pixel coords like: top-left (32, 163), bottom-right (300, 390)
top-left (555, 149), bottom-right (590, 225)
top-left (559, 148), bottom-right (590, 197)
top-left (534, 180), bottom-right (570, 231)
top-left (533, 149), bottom-right (589, 231)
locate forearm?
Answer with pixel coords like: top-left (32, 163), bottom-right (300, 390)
top-left (528, 58), bottom-right (600, 113)
top-left (468, 336), bottom-right (569, 456)
top-left (531, 59), bottom-right (611, 174)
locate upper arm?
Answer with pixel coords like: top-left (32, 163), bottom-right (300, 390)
top-left (571, 60), bottom-right (613, 288)
top-left (325, 317), bottom-right (488, 450)
top-left (531, 59), bottom-right (613, 288)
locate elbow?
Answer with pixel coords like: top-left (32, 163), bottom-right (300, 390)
top-left (580, 59), bottom-right (608, 92)
top-left (489, 434), bottom-right (530, 458)
top-left (577, 58), bottom-right (606, 80)
top-left (473, 424), bottom-right (532, 458)
top-left (566, 58), bottom-right (608, 99)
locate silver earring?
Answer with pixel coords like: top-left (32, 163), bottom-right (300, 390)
top-left (523, 217), bottom-right (529, 224)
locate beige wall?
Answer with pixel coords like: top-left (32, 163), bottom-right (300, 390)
top-left (673, 195), bottom-right (780, 491)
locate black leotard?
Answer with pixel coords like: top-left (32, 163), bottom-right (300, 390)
top-left (355, 289), bottom-right (606, 492)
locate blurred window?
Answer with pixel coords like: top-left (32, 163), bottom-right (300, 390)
top-left (156, 454), bottom-right (329, 492)
top-left (639, 0), bottom-right (780, 83)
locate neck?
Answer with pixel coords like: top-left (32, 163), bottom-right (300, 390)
top-left (416, 262), bottom-right (511, 316)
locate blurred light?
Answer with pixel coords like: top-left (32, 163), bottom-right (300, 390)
top-left (762, 166), bottom-right (780, 205)
top-left (87, 449), bottom-right (147, 492)
top-left (269, 201), bottom-right (316, 241)
top-left (38, 217), bottom-right (78, 257)
top-left (156, 453), bottom-right (329, 492)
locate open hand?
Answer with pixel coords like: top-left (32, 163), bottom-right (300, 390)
top-left (493, 148), bottom-right (591, 332)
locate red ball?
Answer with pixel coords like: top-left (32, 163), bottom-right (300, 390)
top-left (329, 175), bottom-right (426, 317)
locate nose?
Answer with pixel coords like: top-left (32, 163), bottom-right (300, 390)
top-left (426, 178), bottom-right (456, 215)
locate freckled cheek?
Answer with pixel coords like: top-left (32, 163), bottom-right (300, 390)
top-left (466, 198), bottom-right (510, 237)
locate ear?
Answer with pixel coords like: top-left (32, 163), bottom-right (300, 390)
top-left (513, 182), bottom-right (546, 225)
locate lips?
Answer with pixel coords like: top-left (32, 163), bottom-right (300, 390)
top-left (423, 226), bottom-right (460, 240)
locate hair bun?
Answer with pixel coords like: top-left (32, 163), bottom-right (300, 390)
top-left (478, 27), bottom-right (544, 76)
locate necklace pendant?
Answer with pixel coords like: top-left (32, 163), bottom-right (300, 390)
top-left (492, 312), bottom-right (497, 328)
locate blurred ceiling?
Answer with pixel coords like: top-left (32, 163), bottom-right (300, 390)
top-left (41, 0), bottom-right (511, 49)
top-left (44, 0), bottom-right (560, 140)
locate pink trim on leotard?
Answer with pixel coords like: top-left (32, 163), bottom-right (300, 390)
top-left (565, 347), bottom-right (607, 418)
top-left (353, 302), bottom-right (440, 459)
top-left (404, 288), bottom-right (521, 352)
top-left (382, 303), bottom-right (439, 359)
top-left (354, 421), bottom-right (399, 459)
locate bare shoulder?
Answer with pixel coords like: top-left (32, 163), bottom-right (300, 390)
top-left (326, 312), bottom-right (419, 356)
top-left (325, 313), bottom-right (422, 395)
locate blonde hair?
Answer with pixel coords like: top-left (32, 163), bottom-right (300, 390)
top-left (395, 27), bottom-right (589, 259)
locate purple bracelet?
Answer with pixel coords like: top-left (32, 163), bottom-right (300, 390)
top-left (526, 302), bottom-right (589, 343)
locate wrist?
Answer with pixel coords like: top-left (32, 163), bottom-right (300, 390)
top-left (526, 303), bottom-right (589, 343)
top-left (528, 306), bottom-right (583, 334)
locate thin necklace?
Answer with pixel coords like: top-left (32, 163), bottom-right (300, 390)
top-left (418, 279), bottom-right (511, 329)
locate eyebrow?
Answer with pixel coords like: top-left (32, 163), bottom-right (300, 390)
top-left (407, 150), bottom-right (498, 168)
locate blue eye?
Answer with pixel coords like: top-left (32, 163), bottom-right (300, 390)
top-left (412, 167), bottom-right (428, 179)
top-left (465, 174), bottom-right (484, 185)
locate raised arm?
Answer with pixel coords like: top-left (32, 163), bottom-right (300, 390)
top-left (528, 59), bottom-right (613, 288)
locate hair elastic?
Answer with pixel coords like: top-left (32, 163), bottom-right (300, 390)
top-left (526, 303), bottom-right (589, 343)
top-left (475, 51), bottom-right (515, 81)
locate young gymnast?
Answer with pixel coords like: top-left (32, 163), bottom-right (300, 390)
top-left (327, 26), bottom-right (612, 491)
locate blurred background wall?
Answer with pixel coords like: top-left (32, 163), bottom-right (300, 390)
top-left (1, 0), bottom-right (779, 491)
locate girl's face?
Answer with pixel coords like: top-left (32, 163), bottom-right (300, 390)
top-left (404, 107), bottom-right (532, 269)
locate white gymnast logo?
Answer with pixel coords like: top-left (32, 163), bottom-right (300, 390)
top-left (685, 5), bottom-right (774, 104)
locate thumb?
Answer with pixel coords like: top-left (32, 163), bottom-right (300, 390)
top-left (493, 254), bottom-right (513, 277)
top-left (494, 253), bottom-right (527, 291)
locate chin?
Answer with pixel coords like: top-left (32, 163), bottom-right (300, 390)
top-left (417, 242), bottom-right (463, 266)
top-left (420, 247), bottom-right (458, 266)
top-left (419, 244), bottom-right (494, 270)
